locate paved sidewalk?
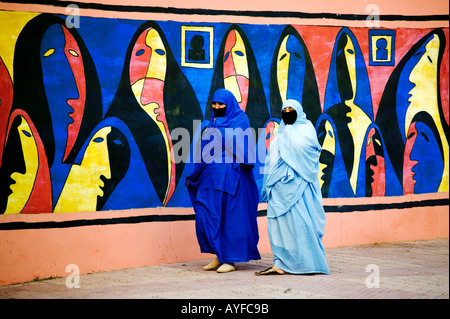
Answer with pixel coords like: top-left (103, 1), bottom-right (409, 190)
top-left (0, 238), bottom-right (448, 299)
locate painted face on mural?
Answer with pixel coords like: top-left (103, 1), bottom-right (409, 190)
top-left (223, 29), bottom-right (249, 111)
top-left (317, 120), bottom-right (336, 196)
top-left (130, 27), bottom-right (167, 109)
top-left (40, 24), bottom-right (87, 163)
top-left (265, 120), bottom-right (279, 152)
top-left (403, 116), bottom-right (444, 195)
top-left (55, 126), bottom-right (117, 212)
top-left (0, 116), bottom-right (38, 214)
top-left (365, 127), bottom-right (386, 197)
top-left (128, 27), bottom-right (175, 206)
top-left (277, 34), bottom-right (306, 103)
top-left (401, 34), bottom-right (448, 193)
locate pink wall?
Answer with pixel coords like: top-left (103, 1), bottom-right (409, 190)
top-left (1, 193), bottom-right (448, 286)
top-left (0, 0), bottom-right (448, 286)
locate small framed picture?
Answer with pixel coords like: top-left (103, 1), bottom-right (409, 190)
top-left (369, 29), bottom-right (396, 66)
top-left (181, 25), bottom-right (214, 69)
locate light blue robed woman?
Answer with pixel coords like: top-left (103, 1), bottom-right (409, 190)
top-left (259, 99), bottom-right (329, 275)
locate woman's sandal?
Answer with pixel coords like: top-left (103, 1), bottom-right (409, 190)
top-left (255, 266), bottom-right (285, 276)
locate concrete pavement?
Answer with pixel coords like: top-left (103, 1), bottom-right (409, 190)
top-left (0, 238), bottom-right (448, 300)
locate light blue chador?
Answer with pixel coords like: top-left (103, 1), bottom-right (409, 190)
top-left (261, 100), bottom-right (329, 274)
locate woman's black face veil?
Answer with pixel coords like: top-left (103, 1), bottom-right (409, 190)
top-left (270, 25), bottom-right (321, 126)
top-left (206, 24), bottom-right (269, 135)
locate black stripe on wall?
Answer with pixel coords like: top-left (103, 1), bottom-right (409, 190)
top-left (1, 0), bottom-right (448, 21)
top-left (0, 198), bottom-right (447, 231)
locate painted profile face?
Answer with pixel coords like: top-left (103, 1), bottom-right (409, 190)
top-left (40, 24), bottom-right (86, 163)
top-left (365, 127), bottom-right (386, 197)
top-left (223, 29), bottom-right (249, 111)
top-left (276, 34), bottom-right (306, 103)
top-left (399, 33), bottom-right (448, 193)
top-left (336, 34), bottom-right (357, 103)
top-left (317, 120), bottom-right (336, 194)
top-left (1, 116), bottom-right (38, 214)
top-left (55, 127), bottom-right (113, 212)
top-left (264, 120), bottom-right (279, 152)
top-left (128, 27), bottom-right (175, 206)
top-left (130, 27), bottom-right (167, 110)
top-left (404, 35), bottom-right (440, 136)
top-left (403, 120), bottom-right (443, 195)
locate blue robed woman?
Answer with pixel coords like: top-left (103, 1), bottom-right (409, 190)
top-left (258, 99), bottom-right (329, 275)
top-left (186, 89), bottom-right (261, 273)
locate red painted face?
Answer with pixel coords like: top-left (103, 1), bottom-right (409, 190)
top-left (223, 30), bottom-right (249, 111)
top-left (403, 122), bottom-right (418, 195)
top-left (265, 120), bottom-right (279, 152)
top-left (62, 26), bottom-right (86, 162)
top-left (129, 28), bottom-right (166, 107)
top-left (365, 127), bottom-right (386, 196)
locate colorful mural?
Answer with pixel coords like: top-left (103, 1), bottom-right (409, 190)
top-left (0, 11), bottom-right (448, 213)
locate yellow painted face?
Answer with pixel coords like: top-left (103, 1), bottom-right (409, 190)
top-left (223, 30), bottom-right (249, 105)
top-left (318, 120), bottom-right (336, 189)
top-left (276, 35), bottom-right (290, 102)
top-left (406, 34), bottom-right (440, 138)
top-left (343, 35), bottom-right (357, 103)
top-left (54, 127), bottom-right (112, 212)
top-left (406, 34), bottom-right (448, 192)
top-left (4, 116), bottom-right (38, 214)
top-left (145, 28), bottom-right (167, 82)
top-left (130, 28), bottom-right (167, 111)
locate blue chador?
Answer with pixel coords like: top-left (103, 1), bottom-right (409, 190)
top-left (186, 89), bottom-right (261, 264)
top-left (261, 99), bottom-right (329, 274)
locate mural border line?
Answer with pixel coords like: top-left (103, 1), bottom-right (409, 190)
top-left (0, 198), bottom-right (448, 231)
top-left (0, 0), bottom-right (448, 22)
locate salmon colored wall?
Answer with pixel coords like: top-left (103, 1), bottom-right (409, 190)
top-left (0, 0), bottom-right (449, 286)
top-left (1, 193), bottom-right (448, 286)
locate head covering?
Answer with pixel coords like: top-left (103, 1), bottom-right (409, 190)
top-left (265, 99), bottom-right (321, 183)
top-left (208, 89), bottom-right (256, 167)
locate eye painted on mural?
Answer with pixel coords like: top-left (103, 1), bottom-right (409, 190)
top-left (155, 49), bottom-right (165, 55)
top-left (43, 48), bottom-right (55, 57)
top-left (68, 49), bottom-right (79, 57)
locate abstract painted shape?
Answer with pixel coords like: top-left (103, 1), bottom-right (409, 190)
top-left (207, 24), bottom-right (269, 136)
top-left (270, 25), bottom-right (321, 126)
top-left (106, 21), bottom-right (203, 206)
top-left (0, 110), bottom-right (52, 214)
top-left (376, 28), bottom-right (449, 193)
top-left (322, 28), bottom-right (374, 196)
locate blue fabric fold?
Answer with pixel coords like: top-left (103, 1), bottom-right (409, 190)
top-left (186, 89), bottom-right (260, 263)
top-left (261, 99), bottom-right (329, 274)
